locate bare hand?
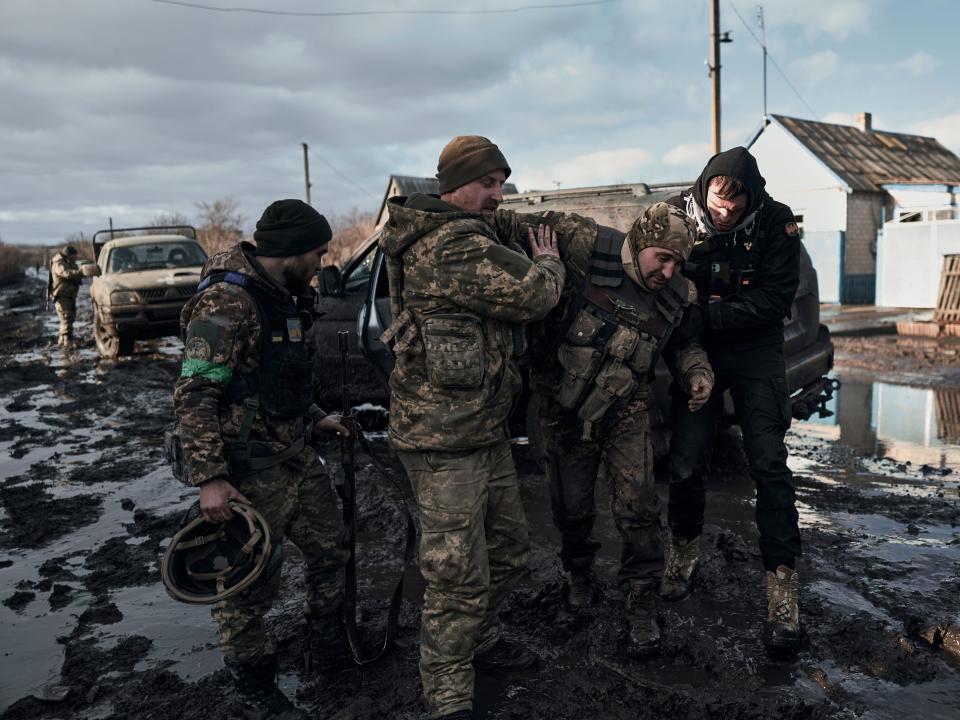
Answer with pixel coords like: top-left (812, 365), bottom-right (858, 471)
top-left (528, 224), bottom-right (559, 259)
top-left (687, 373), bottom-right (713, 412)
top-left (313, 413), bottom-right (350, 439)
top-left (199, 478), bottom-right (250, 524)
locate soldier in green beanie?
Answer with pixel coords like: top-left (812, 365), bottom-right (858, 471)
top-left (379, 136), bottom-right (565, 720)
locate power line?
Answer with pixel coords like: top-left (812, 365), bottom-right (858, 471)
top-left (308, 148), bottom-right (378, 201)
top-left (150, 0), bottom-right (619, 17)
top-left (724, 0), bottom-right (819, 120)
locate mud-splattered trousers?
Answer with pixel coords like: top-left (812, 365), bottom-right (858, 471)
top-left (667, 348), bottom-right (800, 571)
top-left (397, 440), bottom-right (528, 719)
top-left (54, 296), bottom-right (77, 344)
top-left (540, 393), bottom-right (661, 589)
top-left (212, 453), bottom-right (347, 664)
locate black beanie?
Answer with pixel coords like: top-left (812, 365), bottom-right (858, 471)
top-left (253, 199), bottom-right (332, 257)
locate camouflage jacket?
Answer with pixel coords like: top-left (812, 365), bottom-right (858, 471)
top-left (172, 243), bottom-right (326, 486)
top-left (524, 216), bottom-right (712, 399)
top-left (379, 194), bottom-right (566, 452)
top-left (50, 252), bottom-right (82, 299)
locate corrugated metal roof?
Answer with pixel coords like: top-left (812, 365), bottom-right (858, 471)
top-left (772, 114), bottom-right (960, 192)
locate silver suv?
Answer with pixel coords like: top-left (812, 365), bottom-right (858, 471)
top-left (89, 226), bottom-right (207, 358)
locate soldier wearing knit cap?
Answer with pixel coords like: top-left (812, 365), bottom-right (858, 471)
top-left (516, 201), bottom-right (712, 659)
top-left (379, 136), bottom-right (564, 720)
top-left (49, 244), bottom-right (82, 347)
top-left (173, 198), bottom-right (348, 717)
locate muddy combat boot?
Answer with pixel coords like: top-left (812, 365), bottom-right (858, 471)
top-left (625, 580), bottom-right (661, 659)
top-left (763, 565), bottom-right (801, 656)
top-left (227, 655), bottom-right (305, 719)
top-left (303, 610), bottom-right (351, 674)
top-left (566, 565), bottom-right (595, 609)
top-left (473, 637), bottom-right (538, 672)
top-left (661, 535), bottom-right (701, 601)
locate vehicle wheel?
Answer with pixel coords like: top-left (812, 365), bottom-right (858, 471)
top-left (93, 302), bottom-right (133, 358)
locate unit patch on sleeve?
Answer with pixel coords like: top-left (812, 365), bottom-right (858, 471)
top-left (785, 221), bottom-right (800, 237)
top-left (184, 336), bottom-right (213, 361)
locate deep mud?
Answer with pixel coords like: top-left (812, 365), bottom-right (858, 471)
top-left (1, 274), bottom-right (958, 720)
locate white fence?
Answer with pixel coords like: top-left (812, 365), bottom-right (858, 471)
top-left (876, 214), bottom-right (960, 308)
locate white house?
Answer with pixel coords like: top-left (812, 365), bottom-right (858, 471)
top-left (749, 113), bottom-right (960, 304)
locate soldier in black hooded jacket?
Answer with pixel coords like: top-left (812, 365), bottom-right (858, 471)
top-left (662, 146), bottom-right (802, 655)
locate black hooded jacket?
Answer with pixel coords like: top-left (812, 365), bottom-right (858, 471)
top-left (668, 146), bottom-right (799, 369)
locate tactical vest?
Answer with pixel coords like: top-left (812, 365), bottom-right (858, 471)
top-left (553, 229), bottom-right (689, 439)
top-left (686, 202), bottom-right (767, 301)
top-left (196, 271), bottom-right (315, 419)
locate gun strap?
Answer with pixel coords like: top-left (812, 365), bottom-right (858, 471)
top-left (339, 422), bottom-right (417, 667)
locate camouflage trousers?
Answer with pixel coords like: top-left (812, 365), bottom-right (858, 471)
top-left (539, 394), bottom-right (663, 590)
top-left (397, 439), bottom-right (529, 720)
top-left (211, 452), bottom-right (348, 664)
top-left (54, 296), bottom-right (76, 344)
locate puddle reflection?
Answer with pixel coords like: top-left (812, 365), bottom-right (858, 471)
top-left (803, 377), bottom-right (960, 468)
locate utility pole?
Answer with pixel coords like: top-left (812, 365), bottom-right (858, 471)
top-left (757, 5), bottom-right (768, 119)
top-left (708, 0), bottom-right (732, 155)
top-left (302, 143), bottom-right (312, 206)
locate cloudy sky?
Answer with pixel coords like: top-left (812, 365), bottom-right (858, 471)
top-left (2, 0), bottom-right (957, 245)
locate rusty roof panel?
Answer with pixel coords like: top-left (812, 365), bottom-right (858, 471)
top-left (772, 114), bottom-right (960, 191)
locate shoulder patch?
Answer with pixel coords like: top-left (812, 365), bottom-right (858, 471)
top-left (686, 280), bottom-right (698, 304)
top-left (785, 221), bottom-right (799, 237)
top-left (184, 335), bottom-right (213, 361)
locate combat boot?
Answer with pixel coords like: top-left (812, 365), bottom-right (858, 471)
top-left (565, 564), bottom-right (595, 609)
top-left (303, 610), bottom-right (351, 674)
top-left (660, 535), bottom-right (701, 601)
top-left (473, 636), bottom-right (538, 672)
top-left (226, 655), bottom-right (304, 719)
top-left (625, 580), bottom-right (661, 659)
top-left (763, 565), bottom-right (801, 656)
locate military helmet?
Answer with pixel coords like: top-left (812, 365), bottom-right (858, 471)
top-left (161, 500), bottom-right (280, 604)
top-left (626, 202), bottom-right (699, 262)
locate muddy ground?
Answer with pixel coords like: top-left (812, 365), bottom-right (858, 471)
top-left (1, 275), bottom-right (958, 720)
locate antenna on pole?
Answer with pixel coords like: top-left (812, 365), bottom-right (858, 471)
top-left (757, 5), bottom-right (767, 120)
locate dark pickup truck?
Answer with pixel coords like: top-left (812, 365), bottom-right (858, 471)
top-left (313, 181), bottom-right (836, 450)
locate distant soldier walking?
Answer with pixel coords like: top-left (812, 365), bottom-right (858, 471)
top-left (49, 245), bottom-right (82, 347)
top-left (379, 136), bottom-right (565, 720)
top-left (173, 199), bottom-right (349, 717)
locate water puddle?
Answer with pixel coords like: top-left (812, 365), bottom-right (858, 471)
top-left (803, 376), bottom-right (960, 469)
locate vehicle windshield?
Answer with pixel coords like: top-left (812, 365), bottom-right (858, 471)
top-left (107, 241), bottom-right (207, 273)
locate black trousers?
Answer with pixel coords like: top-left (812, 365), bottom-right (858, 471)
top-left (667, 358), bottom-right (800, 571)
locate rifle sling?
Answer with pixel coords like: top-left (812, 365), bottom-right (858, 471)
top-left (339, 423), bottom-right (417, 667)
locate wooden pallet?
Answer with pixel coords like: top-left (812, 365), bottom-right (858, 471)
top-left (896, 321), bottom-right (960, 337)
top-left (936, 388), bottom-right (960, 443)
top-left (934, 254), bottom-right (960, 323)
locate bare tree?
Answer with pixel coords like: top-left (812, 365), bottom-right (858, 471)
top-left (195, 197), bottom-right (246, 255)
top-left (324, 208), bottom-right (377, 268)
top-left (148, 212), bottom-right (193, 233)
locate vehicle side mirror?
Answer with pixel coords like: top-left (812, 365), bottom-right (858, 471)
top-left (318, 265), bottom-right (343, 297)
top-left (81, 263), bottom-right (102, 278)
